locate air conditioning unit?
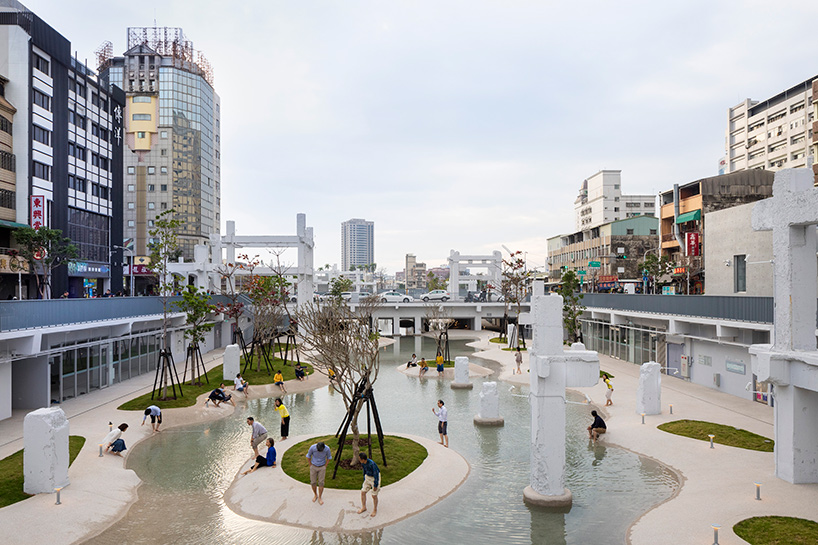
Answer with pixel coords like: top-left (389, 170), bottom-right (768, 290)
top-left (713, 373), bottom-right (720, 387)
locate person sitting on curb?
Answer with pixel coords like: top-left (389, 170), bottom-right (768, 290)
top-left (206, 384), bottom-right (235, 407)
top-left (103, 423), bottom-right (129, 456)
top-left (274, 370), bottom-right (287, 393)
top-left (406, 353), bottom-right (418, 368)
top-left (234, 373), bottom-right (249, 397)
top-left (242, 437), bottom-right (276, 475)
top-left (418, 358), bottom-right (429, 376)
top-left (587, 410), bottom-right (607, 442)
top-left (295, 364), bottom-right (307, 381)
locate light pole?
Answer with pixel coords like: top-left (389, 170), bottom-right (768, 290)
top-left (111, 245), bottom-right (134, 296)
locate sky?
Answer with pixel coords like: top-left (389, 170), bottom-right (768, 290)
top-left (20, 0), bottom-right (818, 275)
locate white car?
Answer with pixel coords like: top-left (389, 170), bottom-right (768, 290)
top-left (421, 290), bottom-right (450, 302)
top-left (340, 291), bottom-right (373, 301)
top-left (379, 291), bottom-right (414, 303)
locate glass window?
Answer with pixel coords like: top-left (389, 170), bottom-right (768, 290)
top-left (148, 184), bottom-right (155, 192)
top-left (160, 167), bottom-right (167, 174)
top-left (137, 132), bottom-right (146, 139)
top-left (132, 114), bottom-right (151, 121)
top-left (161, 131), bottom-right (168, 139)
top-left (734, 255), bottom-right (747, 292)
top-left (128, 202), bottom-right (135, 209)
top-left (148, 202), bottom-right (155, 210)
top-left (132, 96), bottom-right (151, 103)
top-left (161, 184), bottom-right (167, 191)
top-left (148, 166), bottom-right (155, 175)
top-left (128, 166), bottom-right (135, 174)
top-left (128, 184), bottom-right (134, 192)
top-left (128, 220), bottom-right (135, 227)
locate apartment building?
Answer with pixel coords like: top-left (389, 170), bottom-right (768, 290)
top-left (405, 253), bottom-right (426, 290)
top-left (726, 77), bottom-right (815, 181)
top-left (0, 2), bottom-right (125, 298)
top-left (341, 218), bottom-right (374, 271)
top-left (100, 27), bottom-right (220, 278)
top-left (659, 170), bottom-right (774, 294)
top-left (574, 170), bottom-right (655, 231)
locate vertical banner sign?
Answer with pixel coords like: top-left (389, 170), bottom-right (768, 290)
top-left (685, 232), bottom-right (700, 256)
top-left (113, 104), bottom-right (123, 146)
top-left (30, 195), bottom-right (45, 229)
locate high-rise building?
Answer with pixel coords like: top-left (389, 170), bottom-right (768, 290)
top-left (0, 1), bottom-right (125, 298)
top-left (725, 77), bottom-right (815, 184)
top-left (341, 218), bottom-right (373, 271)
top-left (99, 27), bottom-right (220, 274)
top-left (574, 170), bottom-right (655, 232)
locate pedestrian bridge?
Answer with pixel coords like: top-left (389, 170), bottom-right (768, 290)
top-left (360, 301), bottom-right (530, 336)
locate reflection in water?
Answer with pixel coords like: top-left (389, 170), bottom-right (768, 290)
top-left (88, 336), bottom-right (677, 545)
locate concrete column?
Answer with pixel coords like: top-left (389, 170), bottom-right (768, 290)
top-left (12, 356), bottom-right (49, 410)
top-left (451, 356), bottom-right (473, 390)
top-left (392, 316), bottom-right (401, 336)
top-left (474, 381), bottom-right (503, 426)
top-left (23, 407), bottom-right (69, 494)
top-left (223, 344), bottom-right (240, 381)
top-left (0, 359), bottom-right (11, 420)
top-left (414, 316), bottom-right (422, 336)
top-left (636, 361), bottom-right (662, 415)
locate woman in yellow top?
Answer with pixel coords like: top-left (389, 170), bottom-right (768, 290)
top-left (274, 397), bottom-right (290, 440)
top-left (436, 352), bottom-right (445, 377)
top-left (418, 358), bottom-right (429, 376)
top-left (274, 370), bottom-right (287, 394)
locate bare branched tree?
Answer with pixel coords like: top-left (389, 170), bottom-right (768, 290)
top-left (424, 303), bottom-right (454, 362)
top-left (295, 296), bottom-right (382, 467)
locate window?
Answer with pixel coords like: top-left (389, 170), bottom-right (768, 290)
top-left (73, 80), bottom-right (86, 99)
top-left (160, 202), bottom-right (167, 210)
top-left (614, 184), bottom-right (619, 189)
top-left (148, 184), bottom-right (155, 192)
top-left (32, 53), bottom-right (50, 75)
top-left (99, 186), bottom-right (108, 200)
top-left (614, 207), bottom-right (619, 212)
top-left (160, 131), bottom-right (168, 139)
top-left (32, 124), bottom-right (50, 145)
top-left (0, 115), bottom-right (11, 135)
top-left (127, 184), bottom-right (134, 192)
top-left (0, 188), bottom-right (15, 209)
top-left (160, 166), bottom-right (167, 174)
top-left (626, 229), bottom-right (634, 235)
top-left (128, 220), bottom-right (135, 227)
top-left (32, 161), bottom-right (51, 180)
top-left (160, 184), bottom-right (167, 192)
top-left (73, 145), bottom-right (86, 161)
top-left (128, 202), bottom-right (135, 209)
top-left (734, 254), bottom-right (746, 292)
top-left (132, 114), bottom-right (151, 121)
top-left (68, 175), bottom-right (87, 192)
top-left (643, 202), bottom-right (654, 207)
top-left (69, 111), bottom-right (86, 129)
top-left (148, 202), bottom-right (155, 210)
top-left (148, 220), bottom-right (154, 227)
top-left (137, 131), bottom-right (146, 139)
top-left (614, 197), bottom-right (620, 202)
top-left (91, 183), bottom-right (100, 197)
top-left (128, 166), bottom-right (135, 175)
top-left (33, 89), bottom-right (51, 111)
top-left (160, 149), bottom-right (167, 156)
top-left (147, 166), bottom-right (155, 175)
top-left (649, 229), bottom-right (657, 235)
top-left (132, 96), bottom-right (151, 103)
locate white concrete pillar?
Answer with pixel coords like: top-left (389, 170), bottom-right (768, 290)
top-left (474, 381), bottom-right (503, 426)
top-left (636, 361), bottom-right (662, 415)
top-left (23, 407), bottom-right (69, 494)
top-left (414, 316), bottom-right (422, 335)
top-left (0, 359), bottom-right (11, 421)
top-left (223, 344), bottom-right (240, 381)
top-left (451, 356), bottom-right (473, 390)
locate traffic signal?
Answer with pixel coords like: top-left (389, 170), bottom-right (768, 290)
top-left (616, 255), bottom-right (627, 260)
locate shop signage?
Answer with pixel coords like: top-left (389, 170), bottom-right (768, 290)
top-left (674, 267), bottom-right (687, 275)
top-left (128, 264), bottom-right (155, 275)
top-left (0, 255), bottom-right (27, 273)
top-left (599, 275), bottom-right (618, 283)
top-left (685, 232), bottom-right (700, 256)
top-left (662, 286), bottom-right (676, 295)
top-left (67, 261), bottom-right (111, 277)
top-left (30, 195), bottom-right (45, 229)
top-left (725, 360), bottom-right (746, 375)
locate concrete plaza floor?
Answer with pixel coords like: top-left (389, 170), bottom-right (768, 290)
top-left (1, 333), bottom-right (817, 544)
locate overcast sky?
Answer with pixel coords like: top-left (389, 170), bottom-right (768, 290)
top-left (22, 0), bottom-right (818, 274)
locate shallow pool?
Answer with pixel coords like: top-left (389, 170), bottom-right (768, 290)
top-left (88, 336), bottom-right (677, 544)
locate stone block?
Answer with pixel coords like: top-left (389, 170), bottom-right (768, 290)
top-left (478, 382), bottom-right (500, 419)
top-left (636, 361), bottom-right (662, 415)
top-left (23, 407), bottom-right (69, 495)
top-left (223, 344), bottom-right (240, 381)
top-left (564, 343), bottom-right (600, 388)
top-left (453, 356), bottom-right (470, 385)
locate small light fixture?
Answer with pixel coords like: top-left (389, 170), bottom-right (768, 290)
top-left (99, 444), bottom-right (104, 457)
top-left (708, 434), bottom-right (715, 448)
top-left (641, 413), bottom-right (646, 424)
top-left (55, 487), bottom-right (62, 505)
top-left (669, 404), bottom-right (673, 415)
top-left (712, 524), bottom-right (721, 544)
top-left (754, 482), bottom-right (762, 501)
top-left (724, 260), bottom-right (731, 267)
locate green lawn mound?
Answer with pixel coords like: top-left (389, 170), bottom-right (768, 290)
top-left (0, 435), bottom-right (85, 508)
top-left (657, 419), bottom-right (774, 452)
top-left (735, 516), bottom-right (818, 544)
top-left (281, 434), bottom-right (427, 490)
top-left (118, 359), bottom-right (313, 411)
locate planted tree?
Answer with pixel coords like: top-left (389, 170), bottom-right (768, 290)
top-left (174, 284), bottom-right (216, 385)
top-left (557, 270), bottom-right (585, 344)
top-left (12, 226), bottom-right (78, 299)
top-left (329, 276), bottom-right (353, 299)
top-left (148, 209), bottom-right (184, 400)
top-left (425, 303), bottom-right (454, 362)
top-left (296, 296), bottom-right (383, 468)
top-left (426, 271), bottom-right (447, 291)
top-left (243, 255), bottom-right (290, 373)
top-left (215, 257), bottom-right (247, 354)
top-left (638, 253), bottom-right (674, 294)
top-left (502, 250), bottom-right (533, 348)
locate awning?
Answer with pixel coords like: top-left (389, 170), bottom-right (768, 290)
top-left (0, 219), bottom-right (30, 229)
top-left (675, 209), bottom-right (701, 224)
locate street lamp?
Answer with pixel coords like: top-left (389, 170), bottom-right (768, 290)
top-left (111, 245), bottom-right (134, 296)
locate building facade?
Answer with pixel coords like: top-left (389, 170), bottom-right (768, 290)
top-left (659, 170), bottom-right (774, 294)
top-left (0, 2), bottom-right (125, 299)
top-left (574, 170), bottom-right (655, 231)
top-left (547, 215), bottom-right (659, 290)
top-left (404, 253), bottom-right (426, 290)
top-left (726, 77), bottom-right (815, 183)
top-left (100, 27), bottom-right (220, 282)
top-left (340, 218), bottom-right (373, 271)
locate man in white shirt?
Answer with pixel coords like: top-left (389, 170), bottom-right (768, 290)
top-left (432, 399), bottom-right (448, 448)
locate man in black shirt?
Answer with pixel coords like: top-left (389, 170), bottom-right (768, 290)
top-left (587, 410), bottom-right (607, 441)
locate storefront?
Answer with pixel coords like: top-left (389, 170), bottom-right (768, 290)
top-left (67, 261), bottom-right (110, 298)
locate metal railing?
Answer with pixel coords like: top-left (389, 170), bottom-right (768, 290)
top-left (0, 295), bottom-right (233, 332)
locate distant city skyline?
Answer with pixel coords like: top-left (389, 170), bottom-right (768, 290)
top-left (19, 0), bottom-right (818, 273)
top-left (340, 217), bottom-right (374, 271)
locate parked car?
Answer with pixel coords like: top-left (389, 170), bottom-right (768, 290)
top-left (421, 289), bottom-right (450, 302)
top-left (340, 291), bottom-right (373, 301)
top-left (379, 291), bottom-right (414, 303)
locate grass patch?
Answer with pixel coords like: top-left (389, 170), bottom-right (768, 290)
top-left (658, 419), bottom-right (774, 451)
top-left (501, 347), bottom-right (527, 352)
top-left (0, 435), bottom-right (86, 508)
top-left (118, 358), bottom-right (313, 411)
top-left (734, 516), bottom-right (818, 544)
top-left (281, 434), bottom-right (427, 489)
